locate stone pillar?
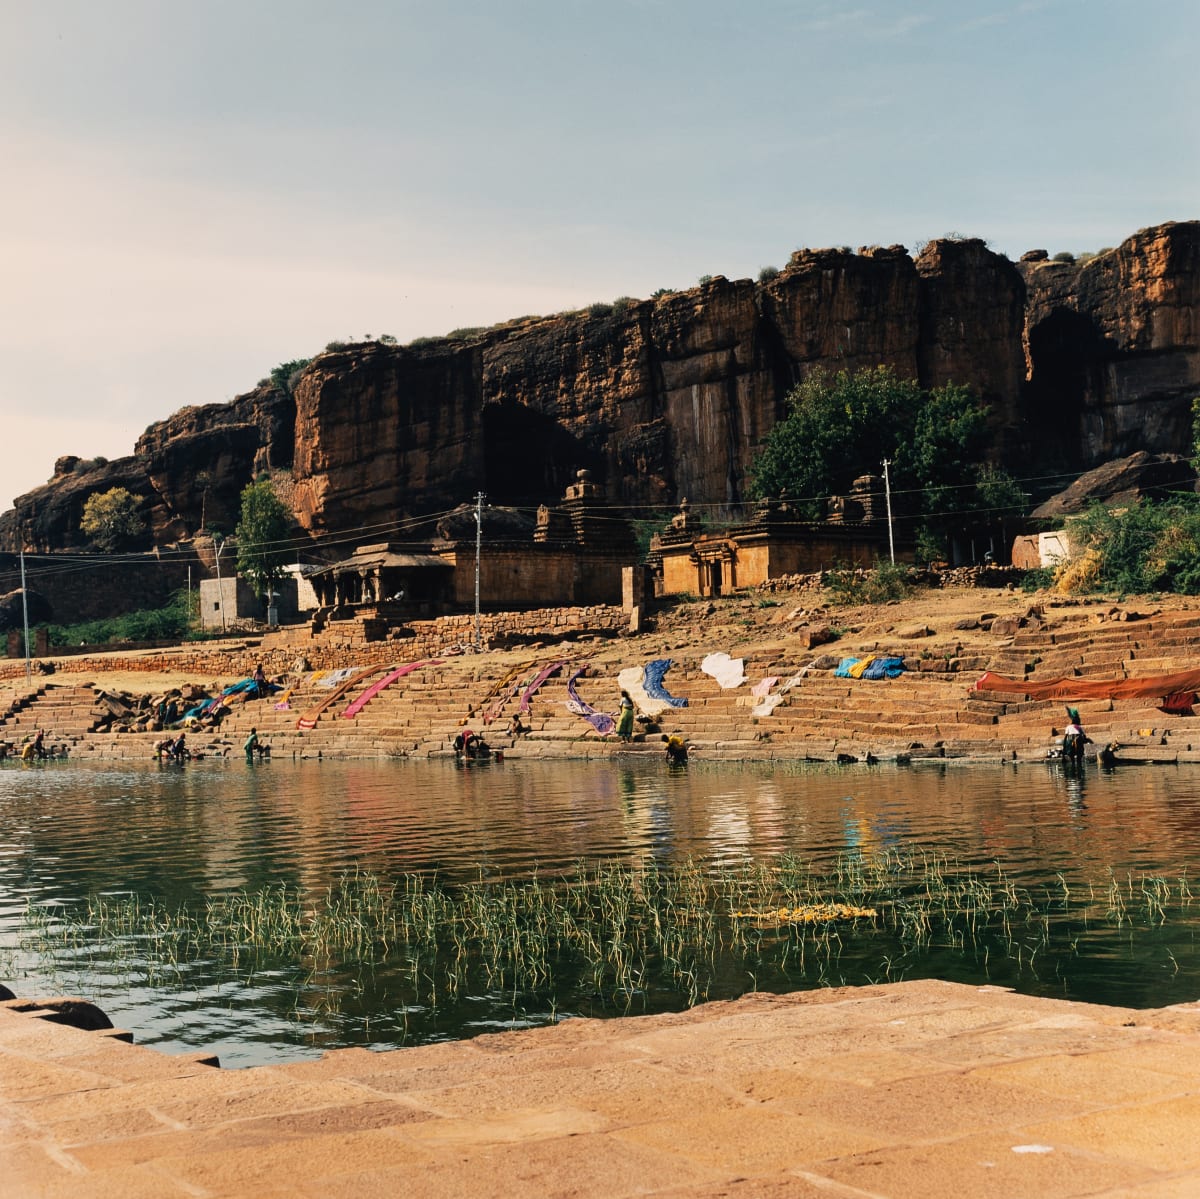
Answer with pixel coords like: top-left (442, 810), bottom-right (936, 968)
top-left (622, 565), bottom-right (644, 611)
top-left (623, 565), bottom-right (645, 632)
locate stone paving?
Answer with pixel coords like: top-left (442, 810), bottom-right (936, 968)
top-left (4, 979), bottom-right (1200, 1197)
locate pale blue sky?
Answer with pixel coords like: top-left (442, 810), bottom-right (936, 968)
top-left (2, 0), bottom-right (1196, 507)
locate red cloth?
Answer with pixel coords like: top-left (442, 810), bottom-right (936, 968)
top-left (974, 669), bottom-right (1200, 702)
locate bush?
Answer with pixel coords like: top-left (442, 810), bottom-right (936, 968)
top-left (587, 301), bottom-right (613, 317)
top-left (611, 296), bottom-right (636, 317)
top-left (757, 265), bottom-right (780, 282)
top-left (1019, 567), bottom-right (1055, 593)
top-left (269, 358), bottom-right (311, 395)
top-left (1057, 498), bottom-right (1200, 594)
top-left (44, 590), bottom-right (197, 647)
top-left (81, 487), bottom-right (142, 551)
top-left (447, 327), bottom-right (485, 341)
top-left (823, 559), bottom-right (910, 605)
top-left (650, 287), bottom-right (676, 299)
top-left (1051, 251), bottom-right (1076, 264)
top-left (72, 457), bottom-right (109, 474)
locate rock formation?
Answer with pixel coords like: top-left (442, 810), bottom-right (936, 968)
top-left (1031, 450), bottom-right (1197, 519)
top-left (1018, 223), bottom-right (1200, 464)
top-left (1, 220), bottom-right (1196, 554)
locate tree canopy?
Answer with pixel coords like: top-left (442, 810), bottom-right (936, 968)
top-left (234, 477), bottom-right (293, 601)
top-left (748, 366), bottom-right (1023, 552)
top-left (80, 487), bottom-right (143, 551)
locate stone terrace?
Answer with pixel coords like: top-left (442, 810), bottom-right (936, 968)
top-left (5, 593), bottom-right (1200, 765)
top-left (6, 979), bottom-right (1200, 1197)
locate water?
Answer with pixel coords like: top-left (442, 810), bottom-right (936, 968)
top-left (2, 756), bottom-right (1199, 1067)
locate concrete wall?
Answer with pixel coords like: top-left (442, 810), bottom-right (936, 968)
top-left (199, 577), bottom-right (302, 629)
top-left (1012, 530), bottom-right (1072, 570)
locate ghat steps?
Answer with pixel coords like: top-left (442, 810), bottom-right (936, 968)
top-left (7, 602), bottom-right (1200, 764)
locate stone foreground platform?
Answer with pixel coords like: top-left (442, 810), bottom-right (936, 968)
top-left (4, 980), bottom-right (1200, 1197)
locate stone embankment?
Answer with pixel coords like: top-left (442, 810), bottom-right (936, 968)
top-left (4, 586), bottom-right (1200, 766)
top-left (6, 978), bottom-right (1200, 1197)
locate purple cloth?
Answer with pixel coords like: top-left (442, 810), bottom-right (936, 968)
top-left (565, 666), bottom-right (616, 735)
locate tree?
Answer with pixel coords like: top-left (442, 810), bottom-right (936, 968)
top-left (748, 367), bottom-right (1017, 542)
top-left (234, 477), bottom-right (293, 601)
top-left (80, 487), bottom-right (143, 551)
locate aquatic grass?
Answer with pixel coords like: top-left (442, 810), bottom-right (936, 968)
top-left (16, 852), bottom-right (1200, 1047)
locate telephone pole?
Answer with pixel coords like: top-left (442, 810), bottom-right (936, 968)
top-left (213, 535), bottom-right (228, 633)
top-left (881, 459), bottom-right (895, 564)
top-left (20, 549), bottom-right (31, 684)
top-left (474, 491), bottom-right (485, 651)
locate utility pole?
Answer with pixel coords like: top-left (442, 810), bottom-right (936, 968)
top-left (881, 459), bottom-right (896, 564)
top-left (19, 548), bottom-right (31, 684)
top-left (213, 535), bottom-right (227, 633)
top-left (474, 491), bottom-right (485, 651)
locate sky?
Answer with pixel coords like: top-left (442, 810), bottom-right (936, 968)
top-left (2, 0), bottom-right (1197, 509)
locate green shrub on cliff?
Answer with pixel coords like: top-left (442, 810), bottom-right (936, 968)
top-left (269, 358), bottom-right (311, 395)
top-left (80, 487), bottom-right (143, 552)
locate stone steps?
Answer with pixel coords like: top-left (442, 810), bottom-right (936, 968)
top-left (19, 601), bottom-right (1200, 762)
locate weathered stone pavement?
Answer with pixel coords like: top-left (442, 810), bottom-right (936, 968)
top-left (5, 979), bottom-right (1200, 1197)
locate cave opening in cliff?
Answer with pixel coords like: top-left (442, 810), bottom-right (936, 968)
top-left (1023, 308), bottom-right (1110, 472)
top-left (481, 402), bottom-right (602, 505)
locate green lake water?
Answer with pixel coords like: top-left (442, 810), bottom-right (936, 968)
top-left (2, 755), bottom-right (1198, 1067)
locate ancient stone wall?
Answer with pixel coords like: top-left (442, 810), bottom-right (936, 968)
top-left (0, 554), bottom-right (195, 627)
top-left (0, 605), bottom-right (628, 684)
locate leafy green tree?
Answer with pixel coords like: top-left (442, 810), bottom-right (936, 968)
top-left (234, 477), bottom-right (293, 601)
top-left (749, 367), bottom-right (926, 517)
top-left (974, 463), bottom-right (1028, 518)
top-left (269, 358), bottom-right (312, 395)
top-left (80, 487), bottom-right (143, 551)
top-left (748, 367), bottom-right (1004, 546)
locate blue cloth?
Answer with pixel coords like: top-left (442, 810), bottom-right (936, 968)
top-left (835, 658), bottom-right (860, 678)
top-left (862, 657), bottom-right (905, 680)
top-left (643, 659), bottom-right (688, 707)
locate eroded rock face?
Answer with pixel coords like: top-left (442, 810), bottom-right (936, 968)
top-left (291, 341), bottom-right (485, 533)
top-left (1019, 222), bottom-right (1200, 466)
top-left (1, 221), bottom-right (1196, 552)
top-left (0, 387), bottom-right (291, 552)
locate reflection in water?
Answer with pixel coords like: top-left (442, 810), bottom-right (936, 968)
top-left (3, 756), bottom-right (1200, 1064)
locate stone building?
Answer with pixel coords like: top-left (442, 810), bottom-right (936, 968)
top-left (198, 573), bottom-right (307, 631)
top-left (652, 481), bottom-right (894, 597)
top-left (307, 471), bottom-right (638, 621)
top-left (308, 546), bottom-right (454, 617)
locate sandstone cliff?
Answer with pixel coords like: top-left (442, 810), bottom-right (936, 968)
top-left (1019, 222), bottom-right (1200, 462)
top-left (1, 220), bottom-right (1196, 553)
